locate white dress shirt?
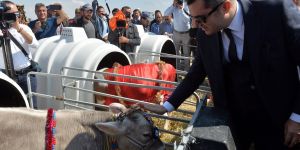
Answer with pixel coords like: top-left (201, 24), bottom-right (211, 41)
top-left (221, 1), bottom-right (244, 62)
top-left (0, 24), bottom-right (39, 71)
top-left (164, 1), bottom-right (300, 123)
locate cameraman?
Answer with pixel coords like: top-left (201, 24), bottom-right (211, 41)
top-left (0, 1), bottom-right (39, 96)
top-left (165, 0), bottom-right (191, 71)
top-left (108, 7), bottom-right (140, 53)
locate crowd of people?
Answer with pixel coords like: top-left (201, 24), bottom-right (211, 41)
top-left (0, 0), bottom-right (300, 150)
top-left (23, 1), bottom-right (178, 46)
top-left (18, 0), bottom-right (188, 63)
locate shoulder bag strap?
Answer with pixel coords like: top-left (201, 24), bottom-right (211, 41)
top-left (7, 31), bottom-right (29, 58)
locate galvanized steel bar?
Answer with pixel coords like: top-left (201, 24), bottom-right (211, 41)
top-left (63, 66), bottom-right (178, 86)
top-left (64, 103), bottom-right (92, 110)
top-left (159, 128), bottom-right (181, 136)
top-left (30, 91), bottom-right (109, 110)
top-left (147, 113), bottom-right (190, 123)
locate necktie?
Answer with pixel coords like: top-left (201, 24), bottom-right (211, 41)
top-left (224, 28), bottom-right (239, 63)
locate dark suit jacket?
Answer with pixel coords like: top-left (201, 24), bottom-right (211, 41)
top-left (167, 0), bottom-right (300, 126)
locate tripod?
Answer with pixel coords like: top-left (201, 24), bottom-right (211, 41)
top-left (0, 22), bottom-right (16, 81)
top-left (116, 27), bottom-right (125, 49)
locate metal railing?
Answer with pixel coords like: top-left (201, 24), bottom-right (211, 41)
top-left (26, 67), bottom-right (210, 148)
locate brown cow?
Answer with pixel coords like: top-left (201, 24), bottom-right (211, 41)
top-left (0, 105), bottom-right (165, 150)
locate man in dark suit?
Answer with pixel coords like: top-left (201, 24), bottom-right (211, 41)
top-left (139, 0), bottom-right (300, 149)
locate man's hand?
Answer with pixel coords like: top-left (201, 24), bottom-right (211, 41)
top-left (284, 119), bottom-right (300, 148)
top-left (173, 0), bottom-right (183, 9)
top-left (102, 36), bottom-right (109, 43)
top-left (92, 0), bottom-right (98, 7)
top-left (33, 21), bottom-right (42, 33)
top-left (11, 17), bottom-right (20, 30)
top-left (56, 10), bottom-right (69, 25)
top-left (137, 102), bottom-right (168, 115)
top-left (176, 4), bottom-right (183, 9)
top-left (119, 36), bottom-right (129, 44)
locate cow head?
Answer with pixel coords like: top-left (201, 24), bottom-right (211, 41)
top-left (95, 105), bottom-right (165, 150)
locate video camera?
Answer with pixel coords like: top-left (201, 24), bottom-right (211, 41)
top-left (116, 20), bottom-right (126, 28)
top-left (47, 4), bottom-right (62, 11)
top-left (0, 2), bottom-right (18, 26)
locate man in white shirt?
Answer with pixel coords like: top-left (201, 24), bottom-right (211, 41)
top-left (0, 1), bottom-right (39, 104)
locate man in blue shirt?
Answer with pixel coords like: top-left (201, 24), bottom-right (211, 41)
top-left (165, 0), bottom-right (191, 71)
top-left (141, 12), bottom-right (151, 32)
top-left (29, 3), bottom-right (68, 40)
top-left (150, 10), bottom-right (163, 34)
top-left (159, 15), bottom-right (174, 37)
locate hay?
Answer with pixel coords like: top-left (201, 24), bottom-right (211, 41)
top-left (153, 93), bottom-right (206, 144)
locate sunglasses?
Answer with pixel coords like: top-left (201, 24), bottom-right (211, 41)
top-left (189, 1), bottom-right (224, 23)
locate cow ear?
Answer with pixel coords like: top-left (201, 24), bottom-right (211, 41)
top-left (95, 122), bottom-right (126, 136)
top-left (108, 103), bottom-right (127, 115)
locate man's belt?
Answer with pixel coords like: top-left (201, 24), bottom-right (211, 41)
top-left (174, 29), bottom-right (189, 34)
top-left (15, 65), bottom-right (33, 75)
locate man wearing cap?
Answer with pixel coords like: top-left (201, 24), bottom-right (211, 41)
top-left (165, 0), bottom-right (191, 71)
top-left (29, 3), bottom-right (68, 40)
top-left (141, 12), bottom-right (151, 32)
top-left (72, 3), bottom-right (97, 38)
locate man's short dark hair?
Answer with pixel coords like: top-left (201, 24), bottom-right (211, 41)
top-left (112, 8), bottom-right (119, 13)
top-left (121, 6), bottom-right (131, 12)
top-left (154, 10), bottom-right (161, 15)
top-left (185, 0), bottom-right (226, 8)
top-left (97, 5), bottom-right (104, 11)
top-left (133, 9), bottom-right (141, 14)
top-left (1, 0), bottom-right (15, 8)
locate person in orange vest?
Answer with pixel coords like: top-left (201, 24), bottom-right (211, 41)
top-left (108, 8), bottom-right (140, 54)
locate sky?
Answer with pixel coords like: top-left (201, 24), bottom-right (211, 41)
top-left (11, 0), bottom-right (172, 20)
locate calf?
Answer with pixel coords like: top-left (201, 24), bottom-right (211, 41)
top-left (0, 106), bottom-right (164, 150)
top-left (94, 62), bottom-right (176, 106)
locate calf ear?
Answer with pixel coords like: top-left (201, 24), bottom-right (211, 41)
top-left (95, 122), bottom-right (126, 136)
top-left (108, 103), bottom-right (127, 115)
